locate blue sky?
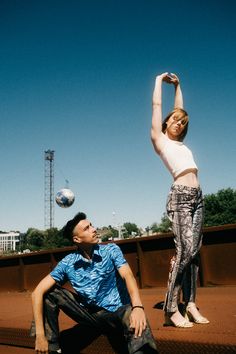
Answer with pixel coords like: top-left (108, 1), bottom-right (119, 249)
top-left (0, 0), bottom-right (235, 232)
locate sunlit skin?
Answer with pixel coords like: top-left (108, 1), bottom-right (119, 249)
top-left (165, 115), bottom-right (198, 187)
top-left (165, 115), bottom-right (187, 141)
top-left (72, 219), bottom-right (147, 337)
top-left (72, 219), bottom-right (99, 259)
top-left (73, 220), bottom-right (98, 243)
top-left (31, 217), bottom-right (148, 354)
top-left (151, 72), bottom-right (207, 326)
top-left (151, 72), bottom-right (199, 188)
top-left (71, 219), bottom-right (147, 336)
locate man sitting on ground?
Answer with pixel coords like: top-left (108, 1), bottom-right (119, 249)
top-left (31, 212), bottom-right (158, 354)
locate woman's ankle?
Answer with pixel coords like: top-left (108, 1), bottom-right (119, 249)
top-left (186, 302), bottom-right (197, 309)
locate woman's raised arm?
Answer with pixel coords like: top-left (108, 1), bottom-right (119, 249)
top-left (151, 72), bottom-right (168, 154)
top-left (169, 73), bottom-right (184, 109)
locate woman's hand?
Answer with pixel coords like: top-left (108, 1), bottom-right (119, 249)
top-left (165, 72), bottom-right (180, 86)
top-left (156, 72), bottom-right (169, 83)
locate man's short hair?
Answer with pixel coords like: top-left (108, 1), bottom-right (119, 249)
top-left (63, 212), bottom-right (87, 240)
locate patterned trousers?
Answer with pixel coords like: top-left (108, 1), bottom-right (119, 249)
top-left (164, 184), bottom-right (204, 313)
top-left (30, 285), bottom-right (158, 354)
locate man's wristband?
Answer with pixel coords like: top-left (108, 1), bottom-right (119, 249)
top-left (131, 305), bottom-right (144, 311)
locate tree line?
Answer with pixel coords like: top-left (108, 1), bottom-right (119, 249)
top-left (14, 188), bottom-right (236, 252)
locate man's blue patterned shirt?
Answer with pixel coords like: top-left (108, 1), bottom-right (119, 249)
top-left (50, 243), bottom-right (130, 312)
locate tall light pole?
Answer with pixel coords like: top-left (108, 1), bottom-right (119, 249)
top-left (44, 150), bottom-right (55, 229)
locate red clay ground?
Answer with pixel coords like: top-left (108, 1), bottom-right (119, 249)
top-left (0, 286), bottom-right (236, 353)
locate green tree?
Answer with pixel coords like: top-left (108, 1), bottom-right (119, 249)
top-left (44, 228), bottom-right (72, 249)
top-left (23, 228), bottom-right (45, 250)
top-left (22, 227), bottom-right (72, 251)
top-left (123, 222), bottom-right (139, 237)
top-left (204, 188), bottom-right (236, 226)
top-left (100, 226), bottom-right (119, 242)
top-left (150, 222), bottom-right (159, 233)
top-left (150, 213), bottom-right (171, 233)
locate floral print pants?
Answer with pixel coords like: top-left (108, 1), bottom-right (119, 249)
top-left (164, 184), bottom-right (204, 313)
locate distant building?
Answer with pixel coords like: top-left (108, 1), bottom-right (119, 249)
top-left (0, 232), bottom-right (20, 253)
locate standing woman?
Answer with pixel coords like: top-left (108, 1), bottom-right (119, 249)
top-left (151, 72), bottom-right (209, 327)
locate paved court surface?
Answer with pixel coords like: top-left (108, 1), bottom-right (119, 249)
top-left (0, 286), bottom-right (236, 353)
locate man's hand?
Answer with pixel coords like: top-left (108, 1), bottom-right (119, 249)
top-left (35, 334), bottom-right (49, 353)
top-left (129, 307), bottom-right (147, 338)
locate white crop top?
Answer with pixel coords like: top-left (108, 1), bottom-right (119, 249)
top-left (159, 133), bottom-right (198, 179)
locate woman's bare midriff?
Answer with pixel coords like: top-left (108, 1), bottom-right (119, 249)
top-left (173, 169), bottom-right (199, 188)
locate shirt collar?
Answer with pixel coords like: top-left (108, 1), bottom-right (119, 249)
top-left (76, 244), bottom-right (100, 263)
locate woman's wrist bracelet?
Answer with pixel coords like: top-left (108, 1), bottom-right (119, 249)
top-left (131, 305), bottom-right (144, 311)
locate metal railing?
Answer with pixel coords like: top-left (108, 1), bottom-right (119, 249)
top-left (0, 224), bottom-right (235, 292)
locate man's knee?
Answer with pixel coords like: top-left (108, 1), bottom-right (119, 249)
top-left (45, 285), bottom-right (75, 305)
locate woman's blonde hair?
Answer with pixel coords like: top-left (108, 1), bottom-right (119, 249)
top-left (162, 108), bottom-right (189, 141)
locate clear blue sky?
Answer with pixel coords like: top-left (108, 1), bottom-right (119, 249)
top-left (0, 0), bottom-right (235, 232)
